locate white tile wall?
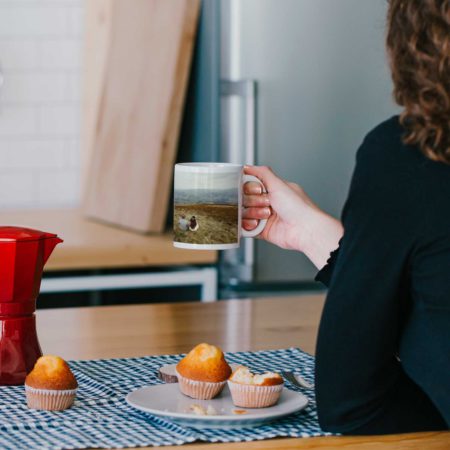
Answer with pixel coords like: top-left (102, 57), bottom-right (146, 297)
top-left (0, 0), bottom-right (84, 209)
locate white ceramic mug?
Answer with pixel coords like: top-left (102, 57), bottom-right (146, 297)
top-left (173, 163), bottom-right (268, 250)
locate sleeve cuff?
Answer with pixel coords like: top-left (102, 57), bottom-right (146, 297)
top-left (314, 243), bottom-right (341, 287)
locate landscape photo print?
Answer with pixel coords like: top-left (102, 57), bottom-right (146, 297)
top-left (174, 169), bottom-right (239, 245)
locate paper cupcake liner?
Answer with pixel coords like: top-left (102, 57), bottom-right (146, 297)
top-left (227, 380), bottom-right (283, 408)
top-left (25, 385), bottom-right (77, 411)
top-left (175, 371), bottom-right (226, 400)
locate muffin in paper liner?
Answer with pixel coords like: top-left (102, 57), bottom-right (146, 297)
top-left (227, 380), bottom-right (283, 408)
top-left (175, 370), bottom-right (226, 400)
top-left (25, 384), bottom-right (77, 411)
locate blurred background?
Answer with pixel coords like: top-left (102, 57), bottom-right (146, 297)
top-left (0, 0), bottom-right (397, 307)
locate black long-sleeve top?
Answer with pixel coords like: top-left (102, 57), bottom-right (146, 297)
top-left (314, 116), bottom-right (450, 435)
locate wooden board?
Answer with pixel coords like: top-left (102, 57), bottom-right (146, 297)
top-left (82, 0), bottom-right (200, 233)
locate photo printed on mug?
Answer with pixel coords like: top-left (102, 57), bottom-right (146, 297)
top-left (174, 168), bottom-right (240, 246)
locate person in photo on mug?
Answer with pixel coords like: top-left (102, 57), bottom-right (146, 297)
top-left (178, 215), bottom-right (189, 232)
top-left (189, 216), bottom-right (199, 231)
top-left (243, 0), bottom-right (449, 435)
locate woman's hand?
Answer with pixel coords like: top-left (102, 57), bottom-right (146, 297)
top-left (243, 165), bottom-right (344, 269)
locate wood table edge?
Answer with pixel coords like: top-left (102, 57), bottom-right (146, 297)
top-left (130, 431), bottom-right (450, 450)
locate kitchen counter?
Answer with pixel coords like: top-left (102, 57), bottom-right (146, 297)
top-left (0, 209), bottom-right (219, 301)
top-left (37, 294), bottom-right (450, 449)
top-left (0, 208), bottom-right (217, 271)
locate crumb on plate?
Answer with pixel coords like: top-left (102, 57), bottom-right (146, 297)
top-left (188, 404), bottom-right (218, 416)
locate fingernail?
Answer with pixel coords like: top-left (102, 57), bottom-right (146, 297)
top-left (243, 220), bottom-right (258, 230)
top-left (249, 185), bottom-right (262, 194)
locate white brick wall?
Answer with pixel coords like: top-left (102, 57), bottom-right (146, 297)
top-left (0, 0), bottom-right (84, 209)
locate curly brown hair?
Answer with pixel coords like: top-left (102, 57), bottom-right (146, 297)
top-left (386, 0), bottom-right (450, 164)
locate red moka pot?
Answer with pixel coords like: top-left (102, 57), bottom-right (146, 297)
top-left (0, 227), bottom-right (62, 385)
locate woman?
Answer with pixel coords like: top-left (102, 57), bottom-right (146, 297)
top-left (243, 0), bottom-right (449, 434)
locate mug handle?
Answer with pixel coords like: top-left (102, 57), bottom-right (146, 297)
top-left (241, 174), bottom-right (268, 238)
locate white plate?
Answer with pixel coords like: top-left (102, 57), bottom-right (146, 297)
top-left (126, 384), bottom-right (308, 429)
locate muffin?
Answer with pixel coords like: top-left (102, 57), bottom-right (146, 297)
top-left (25, 355), bottom-right (78, 411)
top-left (228, 366), bottom-right (284, 408)
top-left (176, 343), bottom-right (231, 399)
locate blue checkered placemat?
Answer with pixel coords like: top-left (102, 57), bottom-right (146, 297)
top-left (0, 348), bottom-right (331, 449)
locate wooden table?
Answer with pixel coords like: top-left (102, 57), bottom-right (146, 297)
top-left (37, 295), bottom-right (449, 450)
